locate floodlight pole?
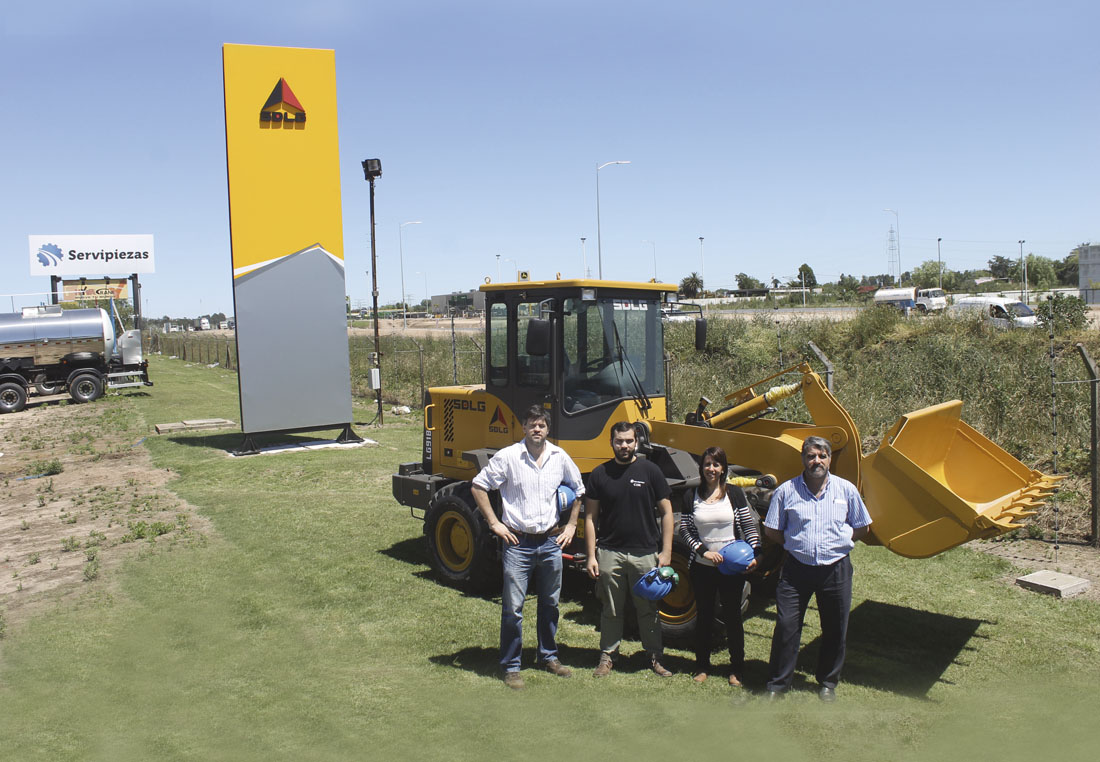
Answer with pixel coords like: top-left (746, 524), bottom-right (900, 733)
top-left (937, 237), bottom-right (943, 290)
top-left (363, 159), bottom-right (384, 425)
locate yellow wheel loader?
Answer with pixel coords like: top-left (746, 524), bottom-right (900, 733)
top-left (392, 279), bottom-right (1059, 637)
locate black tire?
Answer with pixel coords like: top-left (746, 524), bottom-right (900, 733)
top-left (0, 382), bottom-right (28, 414)
top-left (35, 381), bottom-right (64, 396)
top-left (658, 533), bottom-right (701, 640)
top-left (69, 373), bottom-right (104, 404)
top-left (659, 532), bottom-right (754, 643)
top-left (424, 489), bottom-right (497, 591)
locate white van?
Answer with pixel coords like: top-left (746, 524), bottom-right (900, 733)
top-left (947, 295), bottom-right (1038, 328)
top-left (873, 287), bottom-right (947, 313)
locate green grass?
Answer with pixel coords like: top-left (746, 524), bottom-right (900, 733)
top-left (0, 356), bottom-right (1097, 760)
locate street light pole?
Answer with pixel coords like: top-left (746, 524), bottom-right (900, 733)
top-left (580, 237), bottom-right (587, 279)
top-left (1019, 239), bottom-right (1027, 303)
top-left (596, 160), bottom-right (630, 280)
top-left (937, 237), bottom-right (943, 290)
top-left (698, 237), bottom-right (705, 292)
top-left (399, 220), bottom-right (421, 329)
top-left (884, 209), bottom-right (901, 281)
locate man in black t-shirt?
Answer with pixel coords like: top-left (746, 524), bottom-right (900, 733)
top-left (584, 421), bottom-right (674, 678)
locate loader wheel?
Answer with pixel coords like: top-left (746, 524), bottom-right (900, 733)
top-left (0, 382), bottom-right (28, 414)
top-left (658, 535), bottom-right (752, 642)
top-left (658, 535), bottom-right (699, 640)
top-left (425, 492), bottom-right (496, 592)
top-left (69, 373), bottom-right (104, 404)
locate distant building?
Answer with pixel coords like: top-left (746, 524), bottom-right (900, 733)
top-left (1076, 243), bottom-right (1100, 303)
top-left (430, 289), bottom-right (485, 315)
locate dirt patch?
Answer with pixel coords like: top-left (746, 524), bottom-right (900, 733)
top-left (974, 537), bottom-right (1100, 602)
top-left (0, 395), bottom-right (211, 633)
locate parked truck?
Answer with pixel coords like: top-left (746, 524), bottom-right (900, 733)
top-left (0, 305), bottom-right (152, 413)
top-left (873, 287), bottom-right (947, 313)
top-left (392, 278), bottom-right (1058, 636)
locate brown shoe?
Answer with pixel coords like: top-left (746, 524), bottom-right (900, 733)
top-left (728, 673), bottom-right (742, 687)
top-left (593, 653), bottom-right (613, 678)
top-left (650, 656), bottom-right (673, 677)
top-left (692, 672), bottom-right (708, 684)
top-left (540, 659), bottom-right (573, 678)
top-left (503, 671), bottom-right (525, 690)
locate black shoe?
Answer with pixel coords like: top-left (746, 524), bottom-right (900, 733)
top-left (818, 686), bottom-right (836, 702)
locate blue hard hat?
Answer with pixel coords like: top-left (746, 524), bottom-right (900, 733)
top-left (633, 567), bottom-right (674, 601)
top-left (556, 484), bottom-right (577, 514)
top-left (718, 540), bottom-right (755, 575)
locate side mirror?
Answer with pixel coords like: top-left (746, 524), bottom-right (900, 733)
top-left (526, 318), bottom-right (551, 356)
top-left (694, 318), bottom-right (707, 351)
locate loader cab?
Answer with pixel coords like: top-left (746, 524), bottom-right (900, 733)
top-left (482, 279), bottom-right (680, 446)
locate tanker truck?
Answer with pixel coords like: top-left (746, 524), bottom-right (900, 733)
top-left (0, 305), bottom-right (152, 413)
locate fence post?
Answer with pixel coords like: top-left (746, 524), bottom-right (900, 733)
top-left (450, 311), bottom-right (458, 384)
top-left (408, 337), bottom-right (424, 406)
top-left (807, 341), bottom-right (835, 393)
top-left (1076, 343), bottom-right (1099, 548)
top-left (469, 337), bottom-right (484, 384)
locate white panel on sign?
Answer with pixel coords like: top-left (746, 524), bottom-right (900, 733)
top-left (28, 235), bottom-right (156, 277)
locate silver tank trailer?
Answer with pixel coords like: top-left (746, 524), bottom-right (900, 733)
top-left (0, 306), bottom-right (116, 364)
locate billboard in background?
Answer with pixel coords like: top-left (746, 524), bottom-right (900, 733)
top-left (223, 43), bottom-right (352, 436)
top-left (28, 234), bottom-right (155, 277)
top-left (61, 279), bottom-right (130, 302)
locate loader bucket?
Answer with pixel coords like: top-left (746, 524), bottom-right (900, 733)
top-left (860, 400), bottom-right (1061, 558)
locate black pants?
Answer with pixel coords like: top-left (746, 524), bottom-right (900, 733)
top-left (766, 555), bottom-right (853, 691)
top-left (690, 562), bottom-right (747, 674)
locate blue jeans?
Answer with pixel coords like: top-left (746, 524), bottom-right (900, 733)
top-left (500, 535), bottom-right (563, 672)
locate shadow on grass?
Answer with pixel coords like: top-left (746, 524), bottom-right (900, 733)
top-left (429, 645), bottom-right (698, 677)
top-left (800, 599), bottom-right (988, 698)
top-left (165, 430), bottom-right (353, 453)
top-left (379, 536), bottom-right (428, 566)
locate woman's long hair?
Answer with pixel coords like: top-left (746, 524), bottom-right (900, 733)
top-left (698, 446), bottom-right (728, 500)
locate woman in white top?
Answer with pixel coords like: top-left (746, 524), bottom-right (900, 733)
top-left (679, 446), bottom-right (761, 686)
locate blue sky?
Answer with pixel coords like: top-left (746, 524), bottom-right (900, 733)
top-left (3, 1), bottom-right (1097, 318)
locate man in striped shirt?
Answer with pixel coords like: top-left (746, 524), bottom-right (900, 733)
top-left (472, 405), bottom-right (585, 690)
top-left (763, 435), bottom-right (872, 702)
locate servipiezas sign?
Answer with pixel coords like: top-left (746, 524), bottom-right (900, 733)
top-left (28, 235), bottom-right (156, 276)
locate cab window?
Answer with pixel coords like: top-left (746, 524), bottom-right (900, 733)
top-left (487, 301), bottom-right (508, 387)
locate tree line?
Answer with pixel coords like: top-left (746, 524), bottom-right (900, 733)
top-left (679, 251), bottom-right (1080, 299)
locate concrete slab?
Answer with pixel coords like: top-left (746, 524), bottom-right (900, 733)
top-left (1015, 570), bottom-right (1091, 599)
top-left (155, 418), bottom-right (238, 434)
top-left (225, 438), bottom-right (376, 457)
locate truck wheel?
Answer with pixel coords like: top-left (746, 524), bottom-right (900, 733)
top-left (35, 381), bottom-right (64, 395)
top-left (0, 382), bottom-right (28, 414)
top-left (424, 491), bottom-right (496, 591)
top-left (69, 373), bottom-right (104, 404)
